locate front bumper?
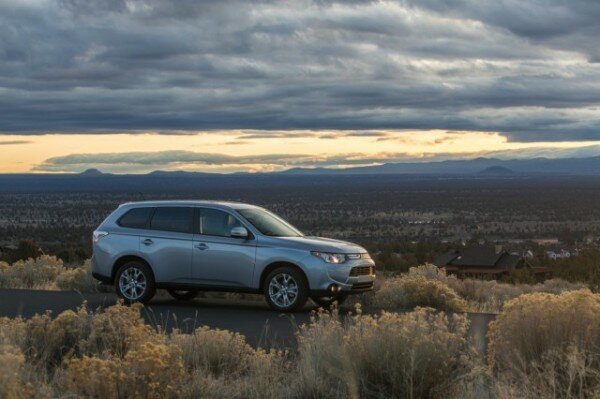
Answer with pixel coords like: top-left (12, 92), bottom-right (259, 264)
top-left (304, 255), bottom-right (376, 296)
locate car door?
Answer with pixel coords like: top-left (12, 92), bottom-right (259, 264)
top-left (139, 206), bottom-right (194, 283)
top-left (192, 207), bottom-right (256, 288)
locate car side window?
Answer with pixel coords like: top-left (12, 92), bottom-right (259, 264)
top-left (149, 207), bottom-right (193, 234)
top-left (118, 207), bottom-right (153, 229)
top-left (198, 208), bottom-right (242, 237)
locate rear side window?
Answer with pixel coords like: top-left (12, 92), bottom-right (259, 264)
top-left (150, 207), bottom-right (193, 234)
top-left (118, 207), bottom-right (153, 229)
top-left (198, 208), bottom-right (241, 237)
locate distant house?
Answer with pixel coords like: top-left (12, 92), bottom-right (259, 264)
top-left (546, 249), bottom-right (572, 260)
top-left (434, 245), bottom-right (541, 276)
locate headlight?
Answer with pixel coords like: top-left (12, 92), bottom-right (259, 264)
top-left (311, 251), bottom-right (346, 264)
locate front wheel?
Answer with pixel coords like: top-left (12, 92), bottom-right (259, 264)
top-left (167, 289), bottom-right (198, 301)
top-left (115, 261), bottom-right (156, 304)
top-left (264, 267), bottom-right (308, 312)
top-left (311, 293), bottom-right (348, 309)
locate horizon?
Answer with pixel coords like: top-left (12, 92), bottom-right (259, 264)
top-left (2, 152), bottom-right (600, 176)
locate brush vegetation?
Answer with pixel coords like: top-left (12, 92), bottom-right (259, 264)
top-left (1, 289), bottom-right (599, 398)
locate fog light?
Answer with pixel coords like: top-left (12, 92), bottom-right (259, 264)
top-left (329, 284), bottom-right (339, 294)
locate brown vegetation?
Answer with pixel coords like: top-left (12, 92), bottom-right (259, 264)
top-left (489, 290), bottom-right (600, 398)
top-left (0, 256), bottom-right (96, 292)
top-left (0, 289), bottom-right (598, 397)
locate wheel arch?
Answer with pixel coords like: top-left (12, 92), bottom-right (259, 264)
top-left (259, 261), bottom-right (309, 292)
top-left (111, 254), bottom-right (154, 284)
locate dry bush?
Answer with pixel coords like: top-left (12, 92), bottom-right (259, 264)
top-left (66, 356), bottom-right (122, 398)
top-left (0, 256), bottom-right (96, 292)
top-left (488, 289), bottom-right (600, 398)
top-left (56, 259), bottom-right (96, 291)
top-left (297, 307), bottom-right (476, 399)
top-left (0, 256), bottom-right (65, 289)
top-left (0, 343), bottom-right (25, 399)
top-left (122, 342), bottom-right (184, 398)
top-left (171, 326), bottom-right (255, 376)
top-left (389, 264), bottom-right (588, 313)
top-left (454, 277), bottom-right (587, 312)
top-left (23, 306), bottom-right (91, 367)
top-left (372, 274), bottom-right (467, 312)
top-left (494, 346), bottom-right (600, 399)
top-left (81, 302), bottom-right (162, 357)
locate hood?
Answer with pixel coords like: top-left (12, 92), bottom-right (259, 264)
top-left (267, 235), bottom-right (366, 253)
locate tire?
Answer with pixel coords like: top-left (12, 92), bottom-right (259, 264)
top-left (311, 293), bottom-right (348, 309)
top-left (167, 289), bottom-right (198, 301)
top-left (115, 261), bottom-right (156, 304)
top-left (263, 266), bottom-right (308, 312)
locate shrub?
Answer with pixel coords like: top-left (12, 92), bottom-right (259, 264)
top-left (0, 344), bottom-right (25, 399)
top-left (297, 307), bottom-right (476, 399)
top-left (488, 290), bottom-right (600, 397)
top-left (66, 356), bottom-right (122, 398)
top-left (81, 302), bottom-right (161, 357)
top-left (0, 256), bottom-right (65, 289)
top-left (171, 326), bottom-right (255, 376)
top-left (554, 248), bottom-right (600, 289)
top-left (494, 346), bottom-right (600, 399)
top-left (122, 342), bottom-right (184, 398)
top-left (56, 260), bottom-right (96, 292)
top-left (0, 256), bottom-right (96, 292)
top-left (24, 306), bottom-right (91, 367)
top-left (399, 264), bottom-right (588, 313)
top-left (372, 274), bottom-right (467, 312)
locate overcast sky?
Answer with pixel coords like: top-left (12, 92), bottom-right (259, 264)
top-left (1, 0), bottom-right (599, 172)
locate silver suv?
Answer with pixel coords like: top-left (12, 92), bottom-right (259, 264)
top-left (92, 201), bottom-right (375, 311)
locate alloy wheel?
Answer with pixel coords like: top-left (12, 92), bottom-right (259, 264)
top-left (268, 273), bottom-right (299, 308)
top-left (118, 267), bottom-right (147, 301)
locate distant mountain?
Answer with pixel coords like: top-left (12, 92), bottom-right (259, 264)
top-left (478, 166), bottom-right (516, 176)
top-left (279, 156), bottom-right (600, 175)
top-left (80, 168), bottom-right (104, 175)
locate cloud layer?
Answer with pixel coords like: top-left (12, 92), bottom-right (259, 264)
top-left (1, 0), bottom-right (599, 141)
top-left (34, 145), bottom-right (600, 173)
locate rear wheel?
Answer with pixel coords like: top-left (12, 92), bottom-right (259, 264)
top-left (264, 266), bottom-right (308, 312)
top-left (115, 261), bottom-right (156, 304)
top-left (167, 289), bottom-right (198, 301)
top-left (311, 293), bottom-right (348, 309)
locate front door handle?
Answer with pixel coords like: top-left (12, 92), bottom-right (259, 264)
top-left (142, 238), bottom-right (154, 246)
top-left (195, 243), bottom-right (208, 250)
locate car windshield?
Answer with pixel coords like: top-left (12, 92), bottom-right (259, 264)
top-left (236, 208), bottom-right (303, 237)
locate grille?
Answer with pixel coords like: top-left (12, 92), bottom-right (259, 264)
top-left (349, 266), bottom-right (374, 276)
top-left (352, 282), bottom-right (374, 290)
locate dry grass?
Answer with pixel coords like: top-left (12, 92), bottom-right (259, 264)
top-left (371, 274), bottom-right (467, 312)
top-left (0, 256), bottom-right (96, 292)
top-left (367, 264), bottom-right (588, 313)
top-left (296, 306), bottom-right (477, 399)
top-left (0, 302), bottom-right (479, 399)
top-left (0, 258), bottom-right (588, 315)
top-left (1, 294), bottom-right (600, 398)
top-left (488, 289), bottom-right (600, 398)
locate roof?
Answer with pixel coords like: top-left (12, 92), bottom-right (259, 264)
top-left (435, 246), bottom-right (522, 269)
top-left (119, 200), bottom-right (260, 210)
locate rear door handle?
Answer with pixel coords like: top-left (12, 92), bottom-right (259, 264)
top-left (195, 243), bottom-right (208, 250)
top-left (142, 238), bottom-right (154, 246)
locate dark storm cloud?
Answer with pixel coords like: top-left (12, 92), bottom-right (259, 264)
top-left (1, 0), bottom-right (599, 141)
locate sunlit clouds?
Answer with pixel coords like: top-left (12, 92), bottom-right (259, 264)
top-left (0, 130), bottom-right (597, 173)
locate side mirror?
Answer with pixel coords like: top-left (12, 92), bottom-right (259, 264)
top-left (230, 226), bottom-right (249, 239)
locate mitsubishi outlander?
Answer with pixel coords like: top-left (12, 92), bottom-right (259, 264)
top-left (91, 201), bottom-right (375, 312)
